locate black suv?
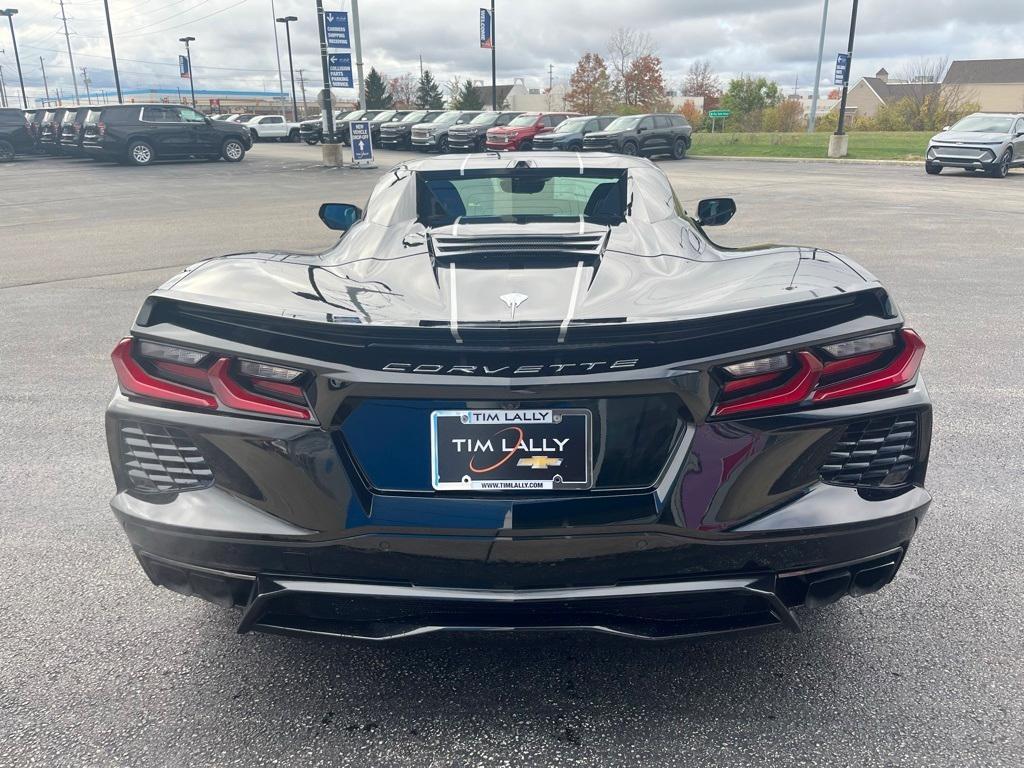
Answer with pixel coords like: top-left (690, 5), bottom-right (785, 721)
top-left (447, 111), bottom-right (522, 152)
top-left (38, 108), bottom-right (68, 155)
top-left (0, 108), bottom-right (33, 162)
top-left (533, 114), bottom-right (618, 151)
top-left (59, 106), bottom-right (93, 157)
top-left (379, 109), bottom-right (445, 150)
top-left (582, 113), bottom-right (692, 159)
top-left (298, 110), bottom-right (353, 145)
top-left (337, 109), bottom-right (382, 145)
top-left (81, 104), bottom-right (252, 165)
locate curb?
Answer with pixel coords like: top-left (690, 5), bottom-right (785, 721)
top-left (688, 154), bottom-right (922, 167)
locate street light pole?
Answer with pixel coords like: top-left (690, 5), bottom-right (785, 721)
top-left (808, 0), bottom-right (829, 132)
top-left (834, 0), bottom-right (859, 137)
top-left (490, 0), bottom-right (496, 110)
top-left (0, 9), bottom-right (27, 109)
top-left (271, 0), bottom-right (285, 112)
top-left (179, 36), bottom-right (196, 108)
top-left (275, 15), bottom-right (298, 121)
top-left (0, 64), bottom-right (7, 108)
top-left (102, 0), bottom-right (122, 103)
top-left (351, 0), bottom-right (366, 109)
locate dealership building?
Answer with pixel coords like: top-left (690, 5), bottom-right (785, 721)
top-left (33, 87), bottom-right (294, 115)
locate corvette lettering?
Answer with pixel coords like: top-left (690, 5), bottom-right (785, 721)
top-left (382, 359), bottom-right (639, 375)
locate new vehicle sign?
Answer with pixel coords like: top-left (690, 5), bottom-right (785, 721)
top-left (431, 409), bottom-right (592, 491)
top-left (349, 120), bottom-right (373, 163)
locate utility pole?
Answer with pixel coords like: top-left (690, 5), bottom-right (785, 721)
top-left (81, 66), bottom-right (91, 103)
top-left (270, 0), bottom-right (285, 114)
top-left (102, 0), bottom-right (122, 103)
top-left (829, 0), bottom-right (859, 157)
top-left (1, 9), bottom-right (27, 109)
top-left (548, 64), bottom-right (553, 92)
top-left (490, 0), bottom-right (497, 110)
top-left (315, 0), bottom-right (340, 164)
top-left (808, 0), bottom-right (829, 132)
top-left (179, 36), bottom-right (196, 108)
top-left (0, 63), bottom-right (7, 108)
top-left (275, 15), bottom-right (298, 121)
top-left (40, 56), bottom-right (50, 104)
top-left (418, 53), bottom-right (423, 80)
top-left (57, 0), bottom-right (80, 103)
top-left (351, 0), bottom-right (366, 109)
top-left (297, 68), bottom-right (308, 116)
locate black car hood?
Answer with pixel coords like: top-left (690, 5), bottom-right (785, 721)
top-left (155, 219), bottom-right (875, 328)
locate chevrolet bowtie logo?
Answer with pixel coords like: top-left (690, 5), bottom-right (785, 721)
top-left (517, 456), bottom-right (563, 470)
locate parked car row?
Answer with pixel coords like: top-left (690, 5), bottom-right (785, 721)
top-left (296, 108), bottom-right (693, 158)
top-left (4, 104), bottom-right (253, 165)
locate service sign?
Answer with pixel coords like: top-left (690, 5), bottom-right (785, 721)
top-left (479, 8), bottom-right (493, 49)
top-left (324, 11), bottom-right (350, 49)
top-left (431, 409), bottom-right (592, 491)
top-left (834, 52), bottom-right (851, 86)
top-left (328, 53), bottom-right (354, 88)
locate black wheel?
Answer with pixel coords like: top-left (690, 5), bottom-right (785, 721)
top-left (438, 135), bottom-right (449, 153)
top-left (989, 150), bottom-right (1011, 178)
top-left (568, 141), bottom-right (583, 152)
top-left (222, 138), bottom-right (246, 162)
top-left (0, 139), bottom-right (15, 162)
top-left (126, 139), bottom-right (155, 166)
top-left (304, 139), bottom-right (318, 146)
top-left (621, 140), bottom-right (639, 156)
top-left (520, 139), bottom-right (533, 151)
top-left (925, 162), bottom-right (941, 175)
top-left (249, 130), bottom-right (259, 143)
top-left (288, 129), bottom-right (300, 143)
top-left (670, 137), bottom-right (688, 160)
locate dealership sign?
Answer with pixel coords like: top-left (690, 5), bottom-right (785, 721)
top-left (834, 52), bottom-right (851, 86)
top-left (479, 8), bottom-right (493, 49)
top-left (328, 53), bottom-right (353, 88)
top-left (324, 11), bottom-right (350, 49)
top-left (349, 120), bottom-right (374, 167)
top-left (178, 55), bottom-right (190, 80)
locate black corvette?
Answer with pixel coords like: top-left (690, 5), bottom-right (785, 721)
top-left (107, 153), bottom-right (931, 641)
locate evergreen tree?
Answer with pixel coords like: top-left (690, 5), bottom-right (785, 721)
top-left (415, 69), bottom-right (445, 109)
top-left (364, 68), bottom-right (393, 109)
top-left (452, 79), bottom-right (484, 110)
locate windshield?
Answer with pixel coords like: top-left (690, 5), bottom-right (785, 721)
top-left (554, 117), bottom-right (589, 134)
top-left (372, 110), bottom-right (398, 122)
top-left (401, 110), bottom-right (428, 123)
top-left (470, 111), bottom-right (499, 125)
top-left (343, 110), bottom-right (366, 121)
top-left (432, 111), bottom-right (463, 126)
top-left (507, 113), bottom-right (539, 127)
top-left (418, 170), bottom-right (626, 226)
top-left (605, 116), bottom-right (642, 132)
top-left (949, 115), bottom-right (1014, 133)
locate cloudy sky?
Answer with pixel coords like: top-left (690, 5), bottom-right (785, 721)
top-left (2, 0), bottom-right (1023, 106)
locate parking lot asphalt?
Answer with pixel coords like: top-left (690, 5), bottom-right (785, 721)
top-left (1, 142), bottom-right (1022, 768)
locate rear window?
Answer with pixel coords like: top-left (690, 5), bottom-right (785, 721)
top-left (418, 169), bottom-right (626, 226)
top-left (84, 110), bottom-right (102, 125)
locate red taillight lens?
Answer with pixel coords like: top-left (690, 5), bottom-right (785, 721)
top-left (713, 329), bottom-right (925, 417)
top-left (97, 121), bottom-right (106, 137)
top-left (111, 338), bottom-right (217, 410)
top-left (111, 339), bottom-right (313, 421)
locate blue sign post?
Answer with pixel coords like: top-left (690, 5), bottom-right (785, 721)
top-left (349, 120), bottom-right (374, 168)
top-left (834, 52), bottom-right (850, 86)
top-left (324, 11), bottom-right (350, 49)
top-left (328, 53), bottom-right (353, 88)
top-left (479, 8), bottom-right (493, 49)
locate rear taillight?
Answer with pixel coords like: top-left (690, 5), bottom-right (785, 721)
top-left (111, 338), bottom-right (314, 422)
top-left (713, 329), bottom-right (925, 417)
top-left (98, 121), bottom-right (106, 137)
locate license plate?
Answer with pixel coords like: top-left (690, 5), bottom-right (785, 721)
top-left (431, 409), bottom-right (592, 491)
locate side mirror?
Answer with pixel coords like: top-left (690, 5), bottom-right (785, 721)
top-left (696, 197), bottom-right (737, 227)
top-left (943, 125), bottom-right (951, 131)
top-left (319, 203), bottom-right (362, 231)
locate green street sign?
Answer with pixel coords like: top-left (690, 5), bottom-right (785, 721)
top-left (708, 109), bottom-right (731, 118)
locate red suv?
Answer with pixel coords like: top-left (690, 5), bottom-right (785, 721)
top-left (485, 111), bottom-right (577, 150)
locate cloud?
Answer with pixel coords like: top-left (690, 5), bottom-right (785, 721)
top-left (3, 0), bottom-right (1022, 104)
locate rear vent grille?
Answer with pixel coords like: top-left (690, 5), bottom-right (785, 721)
top-left (120, 421), bottom-right (213, 493)
top-left (430, 232), bottom-right (605, 260)
top-left (819, 413), bottom-right (918, 488)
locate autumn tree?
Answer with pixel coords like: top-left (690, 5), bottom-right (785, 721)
top-left (388, 74), bottom-right (416, 108)
top-left (364, 68), bottom-right (393, 109)
top-left (682, 60), bottom-right (721, 100)
top-left (678, 100), bottom-right (704, 130)
top-left (451, 79), bottom-right (484, 110)
top-left (415, 69), bottom-right (444, 109)
top-left (721, 76), bottom-right (783, 131)
top-left (565, 52), bottom-right (614, 113)
top-left (762, 98), bottom-right (804, 132)
top-left (607, 26), bottom-right (654, 102)
top-left (622, 54), bottom-right (669, 109)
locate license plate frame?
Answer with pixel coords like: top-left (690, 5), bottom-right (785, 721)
top-left (430, 408), bottom-right (592, 492)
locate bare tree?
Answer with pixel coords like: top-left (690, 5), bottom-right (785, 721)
top-left (607, 27), bottom-right (654, 100)
top-left (444, 75), bottom-right (464, 107)
top-left (896, 57), bottom-right (975, 130)
top-left (388, 73), bottom-right (417, 108)
top-left (682, 60), bottom-right (722, 99)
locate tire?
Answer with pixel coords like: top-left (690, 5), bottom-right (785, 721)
top-left (568, 141), bottom-right (583, 152)
top-left (222, 138), bottom-right (246, 162)
top-left (670, 137), bottom-right (688, 160)
top-left (0, 139), bottom-right (15, 162)
top-left (288, 129), bottom-right (300, 143)
top-left (126, 140), bottom-right (155, 166)
top-left (249, 130), bottom-right (259, 143)
top-left (989, 149), bottom-right (1011, 178)
top-left (304, 139), bottom-right (319, 146)
top-left (621, 140), bottom-right (639, 156)
top-left (520, 139), bottom-right (533, 151)
top-left (438, 135), bottom-right (449, 153)
top-left (925, 162), bottom-right (941, 175)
